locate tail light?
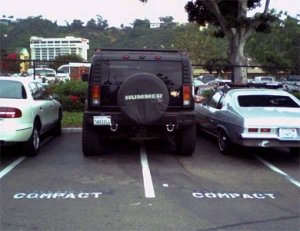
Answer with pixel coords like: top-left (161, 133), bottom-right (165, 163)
top-left (183, 85), bottom-right (192, 106)
top-left (91, 84), bottom-right (101, 105)
top-left (0, 107), bottom-right (22, 118)
top-left (248, 128), bottom-right (258, 133)
top-left (248, 128), bottom-right (271, 133)
top-left (260, 128), bottom-right (271, 133)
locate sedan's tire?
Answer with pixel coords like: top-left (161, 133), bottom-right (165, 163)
top-left (175, 124), bottom-right (196, 156)
top-left (82, 117), bottom-right (103, 156)
top-left (25, 122), bottom-right (40, 156)
top-left (218, 129), bottom-right (233, 155)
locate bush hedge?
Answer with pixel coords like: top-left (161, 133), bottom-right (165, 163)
top-left (292, 92), bottom-right (300, 100)
top-left (49, 80), bottom-right (87, 112)
top-left (49, 80), bottom-right (300, 112)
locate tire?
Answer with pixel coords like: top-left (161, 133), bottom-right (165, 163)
top-left (218, 129), bottom-right (233, 155)
top-left (82, 116), bottom-right (103, 156)
top-left (175, 124), bottom-right (196, 156)
top-left (289, 147), bottom-right (300, 155)
top-left (25, 122), bottom-right (40, 156)
top-left (117, 73), bottom-right (169, 125)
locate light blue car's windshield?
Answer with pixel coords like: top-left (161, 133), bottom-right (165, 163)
top-left (238, 95), bottom-right (299, 108)
top-left (0, 80), bottom-right (27, 99)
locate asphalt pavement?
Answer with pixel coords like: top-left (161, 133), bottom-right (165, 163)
top-left (0, 130), bottom-right (299, 231)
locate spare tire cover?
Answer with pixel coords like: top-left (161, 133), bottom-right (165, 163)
top-left (118, 73), bottom-right (170, 125)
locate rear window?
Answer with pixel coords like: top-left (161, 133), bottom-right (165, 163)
top-left (286, 75), bottom-right (300, 81)
top-left (238, 95), bottom-right (299, 108)
top-left (100, 60), bottom-right (182, 86)
top-left (0, 80), bottom-right (27, 99)
top-left (260, 77), bottom-right (273, 81)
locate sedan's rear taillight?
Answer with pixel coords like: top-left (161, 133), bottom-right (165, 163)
top-left (0, 107), bottom-right (22, 118)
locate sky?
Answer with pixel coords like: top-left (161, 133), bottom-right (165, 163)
top-left (1, 0), bottom-right (299, 27)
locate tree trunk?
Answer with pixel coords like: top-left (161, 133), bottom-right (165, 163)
top-left (228, 31), bottom-right (248, 83)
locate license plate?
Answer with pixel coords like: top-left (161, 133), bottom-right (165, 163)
top-left (93, 116), bottom-right (111, 126)
top-left (279, 128), bottom-right (297, 138)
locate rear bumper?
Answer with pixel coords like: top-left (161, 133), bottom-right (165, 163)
top-left (0, 124), bottom-right (32, 145)
top-left (236, 139), bottom-right (300, 148)
top-left (84, 111), bottom-right (195, 128)
top-left (83, 111), bottom-right (195, 139)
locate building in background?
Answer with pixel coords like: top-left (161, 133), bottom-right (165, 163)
top-left (30, 36), bottom-right (89, 61)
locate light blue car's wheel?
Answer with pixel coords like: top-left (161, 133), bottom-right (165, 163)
top-left (218, 129), bottom-right (232, 155)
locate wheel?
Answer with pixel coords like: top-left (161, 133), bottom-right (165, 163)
top-left (289, 147), bottom-right (300, 155)
top-left (218, 129), bottom-right (233, 155)
top-left (25, 122), bottom-right (40, 156)
top-left (175, 124), bottom-right (196, 156)
top-left (82, 116), bottom-right (103, 156)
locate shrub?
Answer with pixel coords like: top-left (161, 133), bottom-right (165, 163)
top-left (292, 92), bottom-right (300, 100)
top-left (49, 80), bottom-right (88, 112)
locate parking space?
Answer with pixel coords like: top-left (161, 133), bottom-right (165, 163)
top-left (0, 132), bottom-right (299, 230)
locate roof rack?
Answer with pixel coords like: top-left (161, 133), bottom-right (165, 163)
top-left (95, 48), bottom-right (180, 53)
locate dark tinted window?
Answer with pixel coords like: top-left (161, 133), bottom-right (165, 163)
top-left (101, 61), bottom-right (182, 86)
top-left (29, 82), bottom-right (51, 100)
top-left (238, 95), bottom-right (299, 108)
top-left (0, 80), bottom-right (27, 99)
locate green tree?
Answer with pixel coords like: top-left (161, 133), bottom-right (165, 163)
top-left (86, 19), bottom-right (97, 29)
top-left (246, 13), bottom-right (300, 74)
top-left (96, 15), bottom-right (108, 31)
top-left (184, 0), bottom-right (277, 83)
top-left (70, 20), bottom-right (84, 29)
top-left (159, 16), bottom-right (174, 24)
top-left (49, 54), bottom-right (83, 70)
top-left (133, 19), bottom-right (151, 28)
top-left (173, 23), bottom-right (227, 65)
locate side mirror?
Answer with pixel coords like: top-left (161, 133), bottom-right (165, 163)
top-left (194, 95), bottom-right (206, 104)
top-left (51, 94), bottom-right (60, 100)
top-left (82, 73), bottom-right (89, 82)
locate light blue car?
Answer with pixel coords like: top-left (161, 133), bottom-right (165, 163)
top-left (195, 88), bottom-right (300, 155)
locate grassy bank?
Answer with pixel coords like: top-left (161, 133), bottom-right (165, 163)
top-left (62, 111), bottom-right (83, 128)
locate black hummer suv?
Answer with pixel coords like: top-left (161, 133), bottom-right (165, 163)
top-left (82, 49), bottom-right (196, 156)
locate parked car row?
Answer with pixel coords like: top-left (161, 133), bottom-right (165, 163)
top-left (0, 77), bottom-right (62, 156)
top-left (1, 75), bottom-right (299, 157)
top-left (2, 68), bottom-right (71, 84)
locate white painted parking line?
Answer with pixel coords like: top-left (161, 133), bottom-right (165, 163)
top-left (0, 157), bottom-right (26, 179)
top-left (255, 155), bottom-right (300, 188)
top-left (140, 145), bottom-right (156, 198)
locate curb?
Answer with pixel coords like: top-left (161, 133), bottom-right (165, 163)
top-left (62, 128), bottom-right (82, 133)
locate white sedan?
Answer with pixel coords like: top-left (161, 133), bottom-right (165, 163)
top-left (0, 77), bottom-right (62, 156)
